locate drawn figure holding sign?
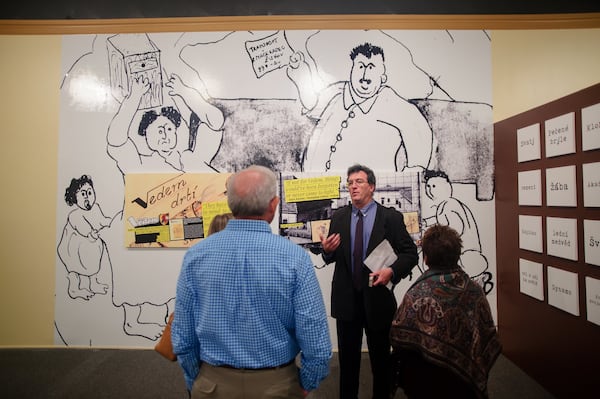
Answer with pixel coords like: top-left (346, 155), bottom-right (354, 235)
top-left (57, 175), bottom-right (113, 300)
top-left (287, 42), bottom-right (434, 173)
top-left (245, 31), bottom-right (295, 79)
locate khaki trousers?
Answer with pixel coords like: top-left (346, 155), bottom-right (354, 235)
top-left (191, 362), bottom-right (305, 399)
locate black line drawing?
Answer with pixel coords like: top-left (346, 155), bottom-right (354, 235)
top-left (106, 34), bottom-right (224, 173)
top-left (104, 33), bottom-right (226, 340)
top-left (415, 98), bottom-right (494, 201)
top-left (286, 42), bottom-right (435, 173)
top-left (185, 30), bottom-right (315, 173)
top-left (422, 170), bottom-right (493, 294)
top-left (57, 175), bottom-right (112, 300)
top-left (202, 30), bottom-right (494, 200)
top-left (55, 30), bottom-right (496, 346)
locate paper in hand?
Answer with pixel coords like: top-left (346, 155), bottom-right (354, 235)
top-left (364, 239), bottom-right (397, 290)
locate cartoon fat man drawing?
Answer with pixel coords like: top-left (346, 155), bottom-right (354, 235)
top-left (287, 42), bottom-right (434, 173)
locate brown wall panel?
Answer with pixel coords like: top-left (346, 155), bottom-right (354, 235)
top-left (494, 83), bottom-right (600, 398)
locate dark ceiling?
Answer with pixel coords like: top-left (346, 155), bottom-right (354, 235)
top-left (2, 0), bottom-right (600, 20)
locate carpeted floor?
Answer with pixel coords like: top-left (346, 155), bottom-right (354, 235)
top-left (0, 349), bottom-right (555, 398)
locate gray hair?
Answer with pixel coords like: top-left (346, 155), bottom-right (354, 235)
top-left (226, 165), bottom-right (277, 217)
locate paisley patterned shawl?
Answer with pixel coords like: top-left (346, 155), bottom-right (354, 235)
top-left (390, 268), bottom-right (502, 398)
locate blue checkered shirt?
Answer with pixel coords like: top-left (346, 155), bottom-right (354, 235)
top-left (172, 219), bottom-right (332, 391)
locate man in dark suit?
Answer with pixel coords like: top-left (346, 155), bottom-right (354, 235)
top-left (321, 164), bottom-right (418, 399)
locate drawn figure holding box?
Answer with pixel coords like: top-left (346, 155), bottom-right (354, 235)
top-left (107, 73), bottom-right (224, 173)
top-left (106, 64), bottom-right (225, 340)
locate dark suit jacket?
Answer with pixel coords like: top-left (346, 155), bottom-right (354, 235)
top-left (324, 202), bottom-right (418, 330)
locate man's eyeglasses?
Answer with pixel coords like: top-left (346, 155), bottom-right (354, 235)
top-left (346, 179), bottom-right (368, 186)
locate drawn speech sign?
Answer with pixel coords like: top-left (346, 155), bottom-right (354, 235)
top-left (245, 31), bottom-right (294, 78)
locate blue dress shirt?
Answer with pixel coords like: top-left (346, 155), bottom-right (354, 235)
top-left (172, 219), bottom-right (332, 391)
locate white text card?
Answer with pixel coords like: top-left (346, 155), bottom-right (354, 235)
top-left (517, 123), bottom-right (541, 162)
top-left (582, 102), bottom-right (600, 151)
top-left (519, 215), bottom-right (543, 253)
top-left (583, 162), bottom-right (600, 207)
top-left (545, 112), bottom-right (576, 158)
top-left (585, 276), bottom-right (600, 326)
top-left (547, 217), bottom-right (578, 261)
top-left (519, 258), bottom-right (544, 300)
top-left (546, 165), bottom-right (577, 207)
top-left (584, 219), bottom-right (600, 266)
top-left (547, 266), bottom-right (579, 316)
top-left (518, 169), bottom-right (542, 206)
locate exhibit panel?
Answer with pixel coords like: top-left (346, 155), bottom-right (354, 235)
top-left (54, 30), bottom-right (495, 348)
top-left (495, 82), bottom-right (600, 398)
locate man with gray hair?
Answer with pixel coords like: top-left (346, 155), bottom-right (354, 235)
top-left (172, 165), bottom-right (332, 398)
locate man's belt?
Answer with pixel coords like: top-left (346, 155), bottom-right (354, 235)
top-left (218, 358), bottom-right (295, 371)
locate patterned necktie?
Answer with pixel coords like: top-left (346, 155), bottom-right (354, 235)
top-left (353, 211), bottom-right (364, 290)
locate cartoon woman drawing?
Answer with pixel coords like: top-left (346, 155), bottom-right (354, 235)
top-left (107, 73), bottom-right (224, 173)
top-left (57, 175), bottom-right (112, 300)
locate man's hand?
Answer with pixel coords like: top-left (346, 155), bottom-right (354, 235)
top-left (320, 232), bottom-right (340, 254)
top-left (370, 267), bottom-right (394, 286)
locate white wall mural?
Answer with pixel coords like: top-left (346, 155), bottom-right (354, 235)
top-left (55, 29), bottom-right (494, 347)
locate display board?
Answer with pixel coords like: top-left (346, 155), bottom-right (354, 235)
top-left (54, 29), bottom-right (495, 349)
top-left (495, 82), bottom-right (600, 398)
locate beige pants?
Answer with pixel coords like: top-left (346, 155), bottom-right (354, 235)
top-left (191, 362), bottom-right (305, 399)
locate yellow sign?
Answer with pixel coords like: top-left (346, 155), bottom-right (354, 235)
top-left (202, 200), bottom-right (232, 237)
top-left (283, 175), bottom-right (341, 202)
top-left (124, 172), bottom-right (231, 247)
top-left (280, 222), bottom-right (304, 229)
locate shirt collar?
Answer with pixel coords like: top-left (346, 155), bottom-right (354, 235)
top-left (226, 219), bottom-right (272, 233)
top-left (353, 200), bottom-right (375, 217)
top-left (343, 82), bottom-right (380, 113)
